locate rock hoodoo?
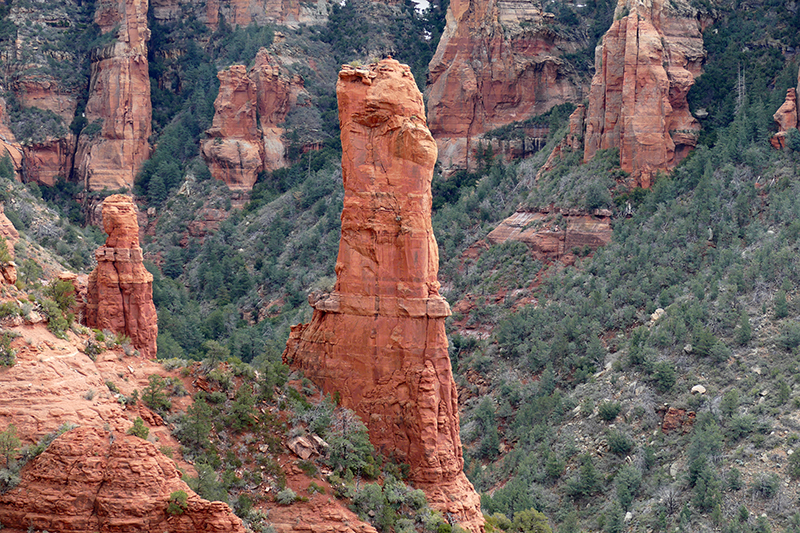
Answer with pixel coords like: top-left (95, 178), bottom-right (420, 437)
top-left (770, 68), bottom-right (800, 149)
top-left (0, 427), bottom-right (246, 533)
top-left (85, 194), bottom-right (158, 358)
top-left (583, 0), bottom-right (704, 188)
top-left (74, 0), bottom-right (152, 191)
top-left (283, 59), bottom-right (484, 532)
top-left (426, 0), bottom-right (585, 173)
top-left (202, 49), bottom-right (308, 191)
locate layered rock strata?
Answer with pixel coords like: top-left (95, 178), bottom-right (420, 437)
top-left (0, 427), bottom-right (245, 533)
top-left (283, 60), bottom-right (483, 533)
top-left (74, 0), bottom-right (152, 191)
top-left (202, 49), bottom-right (307, 190)
top-left (85, 194), bottom-right (157, 358)
top-left (487, 207), bottom-right (612, 264)
top-left (426, 0), bottom-right (586, 172)
top-left (583, 0), bottom-right (704, 188)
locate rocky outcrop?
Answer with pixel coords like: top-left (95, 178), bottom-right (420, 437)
top-left (283, 60), bottom-right (483, 533)
top-left (74, 0), bottom-right (152, 191)
top-left (201, 65), bottom-right (265, 191)
top-left (22, 136), bottom-right (76, 187)
top-left (0, 204), bottom-right (19, 284)
top-left (769, 69), bottom-right (800, 149)
top-left (11, 76), bottom-right (79, 124)
top-left (426, 0), bottom-right (586, 172)
top-left (487, 207), bottom-right (612, 264)
top-left (85, 194), bottom-right (158, 358)
top-left (583, 0), bottom-right (704, 188)
top-left (0, 427), bottom-right (245, 533)
top-left (202, 49), bottom-right (307, 190)
top-left (0, 97), bottom-right (24, 181)
top-left (537, 104), bottom-right (585, 179)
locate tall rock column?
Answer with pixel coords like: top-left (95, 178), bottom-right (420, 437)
top-left (283, 59), bottom-right (483, 533)
top-left (770, 68), bottom-right (800, 149)
top-left (85, 194), bottom-right (157, 358)
top-left (74, 0), bottom-right (152, 191)
top-left (583, 0), bottom-right (704, 188)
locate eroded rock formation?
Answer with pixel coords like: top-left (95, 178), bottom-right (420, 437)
top-left (283, 59), bottom-right (483, 533)
top-left (583, 0), bottom-right (704, 188)
top-left (0, 96), bottom-right (24, 181)
top-left (486, 207), bottom-right (612, 264)
top-left (537, 104), bottom-right (585, 179)
top-left (0, 427), bottom-right (246, 533)
top-left (74, 0), bottom-right (152, 191)
top-left (0, 204), bottom-right (19, 284)
top-left (85, 194), bottom-right (157, 358)
top-left (426, 0), bottom-right (586, 172)
top-left (770, 68), bottom-right (800, 149)
top-left (202, 49), bottom-right (307, 190)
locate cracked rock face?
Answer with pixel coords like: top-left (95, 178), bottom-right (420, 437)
top-left (0, 427), bottom-right (245, 533)
top-left (283, 59), bottom-right (484, 533)
top-left (85, 194), bottom-right (158, 358)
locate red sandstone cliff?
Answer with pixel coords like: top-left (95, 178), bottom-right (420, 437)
top-left (85, 194), bottom-right (158, 358)
top-left (583, 0), bottom-right (704, 188)
top-left (0, 97), bottom-right (24, 181)
top-left (426, 0), bottom-right (586, 172)
top-left (0, 204), bottom-right (19, 284)
top-left (74, 0), bottom-right (152, 191)
top-left (283, 59), bottom-right (484, 533)
top-left (202, 49), bottom-right (307, 190)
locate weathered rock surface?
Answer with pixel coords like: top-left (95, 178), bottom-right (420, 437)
top-left (283, 60), bottom-right (483, 533)
top-left (201, 65), bottom-right (265, 191)
top-left (85, 195), bottom-right (158, 358)
top-left (22, 136), bottom-right (76, 187)
top-left (583, 0), bottom-right (704, 188)
top-left (0, 427), bottom-right (245, 533)
top-left (12, 76), bottom-right (79, 124)
top-left (0, 96), bottom-right (24, 181)
top-left (74, 0), bottom-right (152, 191)
top-left (0, 203), bottom-right (19, 284)
top-left (487, 207), bottom-right (612, 263)
top-left (770, 69), bottom-right (800, 149)
top-left (202, 50), bottom-right (307, 190)
top-left (426, 0), bottom-right (586, 172)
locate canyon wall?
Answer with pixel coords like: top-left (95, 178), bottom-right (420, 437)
top-left (583, 0), bottom-right (704, 188)
top-left (85, 194), bottom-right (158, 358)
top-left (283, 59), bottom-right (483, 533)
top-left (426, 0), bottom-right (586, 173)
top-left (74, 0), bottom-right (152, 191)
top-left (202, 49), bottom-right (307, 191)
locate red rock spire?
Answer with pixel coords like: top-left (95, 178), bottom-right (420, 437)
top-left (283, 59), bottom-right (484, 532)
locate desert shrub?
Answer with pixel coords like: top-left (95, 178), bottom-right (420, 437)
top-left (598, 401), bottom-right (621, 422)
top-left (167, 490), bottom-right (189, 515)
top-left (750, 473), bottom-right (781, 499)
top-left (276, 487), bottom-right (297, 505)
top-left (614, 464), bottom-right (641, 510)
top-left (142, 374), bottom-right (172, 413)
top-left (0, 331), bottom-right (16, 367)
top-left (126, 417), bottom-right (149, 439)
top-left (787, 451), bottom-right (800, 479)
top-left (0, 424), bottom-right (20, 467)
top-left (607, 430), bottom-right (634, 455)
top-left (43, 279), bottom-right (75, 312)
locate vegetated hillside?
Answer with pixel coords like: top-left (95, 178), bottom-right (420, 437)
top-left (3, 1), bottom-right (800, 533)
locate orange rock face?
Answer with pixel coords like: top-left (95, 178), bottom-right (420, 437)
top-left (74, 0), bottom-right (152, 191)
top-left (85, 195), bottom-right (158, 358)
top-left (0, 96), bottom-right (24, 181)
top-left (283, 60), bottom-right (483, 533)
top-left (0, 204), bottom-right (19, 284)
top-left (427, 0), bottom-right (585, 172)
top-left (12, 75), bottom-right (79, 124)
top-left (202, 50), bottom-right (308, 190)
top-left (583, 0), bottom-right (704, 188)
top-left (770, 76), bottom-right (799, 149)
top-left (486, 207), bottom-right (612, 264)
top-left (0, 427), bottom-right (245, 533)
top-left (22, 136), bottom-right (76, 187)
